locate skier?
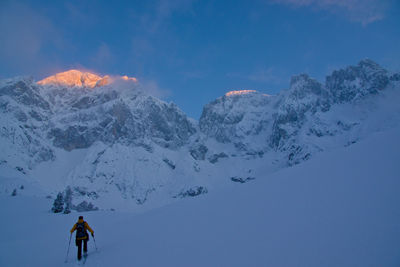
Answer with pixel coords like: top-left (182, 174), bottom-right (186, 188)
top-left (70, 216), bottom-right (94, 261)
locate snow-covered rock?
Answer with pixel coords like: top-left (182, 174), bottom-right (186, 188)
top-left (326, 59), bottom-right (389, 103)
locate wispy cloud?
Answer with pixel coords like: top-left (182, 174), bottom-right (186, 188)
top-left (137, 79), bottom-right (171, 99)
top-left (227, 67), bottom-right (285, 85)
top-left (132, 0), bottom-right (196, 34)
top-left (269, 0), bottom-right (391, 25)
top-left (0, 2), bottom-right (65, 77)
top-left (179, 70), bottom-right (206, 80)
top-left (128, 1), bottom-right (196, 69)
top-left (90, 43), bottom-right (115, 67)
top-left (247, 68), bottom-right (283, 84)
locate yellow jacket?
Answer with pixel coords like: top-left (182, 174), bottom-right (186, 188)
top-left (70, 219), bottom-right (94, 240)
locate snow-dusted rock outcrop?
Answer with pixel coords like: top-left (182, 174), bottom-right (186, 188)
top-left (46, 86), bottom-right (196, 151)
top-left (326, 59), bottom-right (389, 103)
top-left (0, 77), bottom-right (55, 169)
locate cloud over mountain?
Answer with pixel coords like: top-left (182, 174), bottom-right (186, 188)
top-left (270, 0), bottom-right (390, 25)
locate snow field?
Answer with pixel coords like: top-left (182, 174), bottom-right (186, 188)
top-left (1, 126), bottom-right (399, 266)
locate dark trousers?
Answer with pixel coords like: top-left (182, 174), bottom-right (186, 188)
top-left (76, 238), bottom-right (88, 260)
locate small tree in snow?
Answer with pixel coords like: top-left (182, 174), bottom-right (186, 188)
top-left (11, 189), bottom-right (17, 196)
top-left (52, 192), bottom-right (64, 213)
top-left (63, 205), bottom-right (71, 214)
top-left (63, 187), bottom-right (73, 214)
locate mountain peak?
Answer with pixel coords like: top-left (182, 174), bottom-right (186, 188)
top-left (357, 58), bottom-right (381, 70)
top-left (225, 90), bottom-right (257, 97)
top-left (37, 69), bottom-right (108, 88)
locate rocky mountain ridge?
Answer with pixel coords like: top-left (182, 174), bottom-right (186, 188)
top-left (1, 59), bottom-right (399, 211)
top-left (200, 59), bottom-right (399, 164)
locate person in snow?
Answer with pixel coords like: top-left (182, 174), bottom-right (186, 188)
top-left (70, 216), bottom-right (94, 260)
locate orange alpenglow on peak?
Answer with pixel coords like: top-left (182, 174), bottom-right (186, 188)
top-left (37, 70), bottom-right (137, 88)
top-left (37, 70), bottom-right (105, 88)
top-left (225, 90), bottom-right (257, 96)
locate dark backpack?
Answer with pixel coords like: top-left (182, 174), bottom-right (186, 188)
top-left (76, 222), bottom-right (86, 239)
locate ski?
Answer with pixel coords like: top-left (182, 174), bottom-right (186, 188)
top-left (82, 252), bottom-right (88, 265)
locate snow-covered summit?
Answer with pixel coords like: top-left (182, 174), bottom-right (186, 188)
top-left (36, 70), bottom-right (138, 89)
top-left (37, 70), bottom-right (109, 88)
top-left (225, 90), bottom-right (258, 96)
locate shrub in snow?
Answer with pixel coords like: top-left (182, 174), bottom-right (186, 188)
top-left (230, 176), bottom-right (256, 183)
top-left (174, 186), bottom-right (208, 198)
top-left (11, 189), bottom-right (17, 196)
top-left (208, 152), bottom-right (228, 164)
top-left (51, 192), bottom-right (64, 213)
top-left (193, 162), bottom-right (200, 172)
top-left (15, 166), bottom-right (25, 174)
top-left (190, 144), bottom-right (208, 160)
top-left (63, 206), bottom-right (71, 214)
top-left (163, 158), bottom-right (176, 169)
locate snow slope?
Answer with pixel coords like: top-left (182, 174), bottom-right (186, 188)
top-left (1, 125), bottom-right (399, 267)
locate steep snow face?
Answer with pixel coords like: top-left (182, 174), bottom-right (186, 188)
top-left (63, 142), bottom-right (211, 209)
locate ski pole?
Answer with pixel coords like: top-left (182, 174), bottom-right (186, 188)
top-left (65, 233), bottom-right (72, 263)
top-left (93, 235), bottom-right (98, 251)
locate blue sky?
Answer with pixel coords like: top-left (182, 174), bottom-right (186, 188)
top-left (1, 0), bottom-right (399, 118)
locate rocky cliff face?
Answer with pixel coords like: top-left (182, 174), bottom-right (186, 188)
top-left (199, 59), bottom-right (400, 165)
top-left (46, 87), bottom-right (196, 151)
top-left (0, 77), bottom-right (54, 169)
top-left (200, 90), bottom-right (275, 146)
top-left (1, 74), bottom-right (196, 162)
top-left (1, 60), bottom-right (399, 211)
